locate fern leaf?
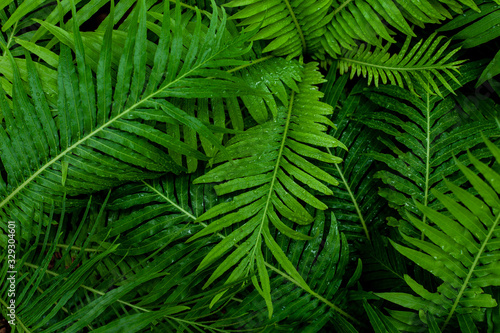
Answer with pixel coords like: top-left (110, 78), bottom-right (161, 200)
top-left (219, 212), bottom-right (359, 331)
top-left (232, 56), bottom-right (303, 123)
top-left (438, 1), bottom-right (500, 49)
top-left (0, 192), bottom-right (215, 332)
top-left (0, 0), bottom-right (259, 225)
top-left (356, 62), bottom-right (498, 233)
top-left (319, 64), bottom-right (387, 241)
top-left (224, 0), bottom-right (311, 58)
top-left (377, 135), bottom-right (500, 330)
top-left (338, 33), bottom-right (465, 96)
top-left (224, 0), bottom-right (479, 59)
top-left (188, 62), bottom-right (345, 314)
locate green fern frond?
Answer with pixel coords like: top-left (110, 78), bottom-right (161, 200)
top-left (222, 0), bottom-right (479, 59)
top-left (187, 62), bottom-right (345, 316)
top-left (0, 192), bottom-right (220, 332)
top-left (0, 0), bottom-right (260, 224)
top-left (223, 0), bottom-right (315, 58)
top-left (438, 0), bottom-right (500, 49)
top-left (321, 0), bottom-right (481, 58)
top-left (92, 172), bottom-right (212, 255)
top-left (338, 34), bottom-right (465, 96)
top-left (231, 56), bottom-right (303, 123)
top-left (220, 211), bottom-right (359, 330)
top-left (357, 63), bottom-right (498, 232)
top-left (95, 173), bottom-right (360, 329)
top-left (436, 1), bottom-right (500, 87)
top-left (87, 174), bottom-right (244, 331)
top-left (376, 135), bottom-right (500, 330)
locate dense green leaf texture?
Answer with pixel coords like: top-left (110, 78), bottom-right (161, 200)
top-left (2, 0), bottom-right (500, 331)
top-left (86, 173), bottom-right (244, 331)
top-left (339, 34), bottom-right (465, 96)
top-left (0, 0), bottom-right (259, 224)
top-left (358, 63), bottom-right (498, 227)
top-left (438, 0), bottom-right (500, 49)
top-left (319, 65), bottom-right (386, 241)
top-left (223, 0), bottom-right (479, 59)
top-left (224, 0), bottom-right (322, 58)
top-left (220, 211), bottom-right (355, 331)
top-left (0, 197), bottom-right (177, 332)
top-left (377, 135), bottom-right (500, 330)
top-left (233, 56), bottom-right (303, 123)
top-left (0, 174), bottom-right (235, 331)
top-left (189, 62), bottom-right (345, 312)
top-left (317, 65), bottom-right (412, 296)
top-left (87, 174), bottom-right (357, 330)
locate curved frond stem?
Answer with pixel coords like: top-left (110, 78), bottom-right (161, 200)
top-left (141, 180), bottom-right (197, 220)
top-left (421, 92), bottom-right (431, 240)
top-left (251, 90), bottom-right (296, 257)
top-left (339, 57), bottom-right (452, 73)
top-left (441, 213), bottom-right (500, 331)
top-left (198, 220), bottom-right (361, 326)
top-left (283, 0), bottom-right (306, 51)
top-left (264, 263), bottom-right (364, 328)
top-left (332, 0), bottom-right (354, 16)
top-left (2, 21), bottom-right (18, 56)
top-left (244, 90), bottom-right (296, 280)
top-left (329, 150), bottom-right (370, 241)
top-left (227, 55), bottom-right (274, 73)
top-left (0, 296), bottom-right (31, 332)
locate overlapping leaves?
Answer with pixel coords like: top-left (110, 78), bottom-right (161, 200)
top-left (319, 65), bottom-right (386, 241)
top-left (220, 211), bottom-right (359, 331)
top-left (0, 0), bottom-right (259, 229)
top-left (437, 0), bottom-right (500, 86)
top-left (357, 62), bottom-right (498, 229)
top-left (377, 135), bottom-right (500, 330)
top-left (438, 0), bottom-right (500, 49)
top-left (0, 196), bottom-right (190, 333)
top-left (339, 34), bottom-right (465, 96)
top-left (222, 0), bottom-right (479, 59)
top-left (87, 174), bottom-right (246, 332)
top-left (188, 62), bottom-right (345, 316)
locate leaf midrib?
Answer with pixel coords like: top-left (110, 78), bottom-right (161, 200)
top-left (421, 92), bottom-right (431, 240)
top-left (251, 91), bottom-right (296, 259)
top-left (441, 212), bottom-right (500, 330)
top-left (333, 162), bottom-right (370, 241)
top-left (333, 0), bottom-right (354, 16)
top-left (0, 46), bottom-right (227, 210)
top-left (283, 0), bottom-right (306, 51)
top-left (141, 180), bottom-right (196, 220)
top-left (339, 57), bottom-right (450, 72)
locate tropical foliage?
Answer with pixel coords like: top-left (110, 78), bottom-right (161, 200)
top-left (0, 0), bottom-right (499, 332)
